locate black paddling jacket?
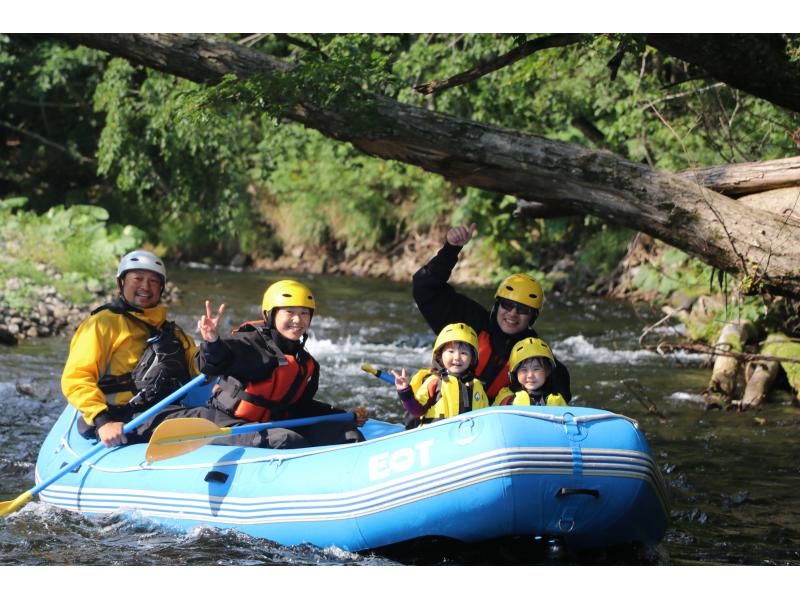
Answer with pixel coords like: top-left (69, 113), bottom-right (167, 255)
top-left (412, 242), bottom-right (571, 401)
top-left (197, 323), bottom-right (344, 422)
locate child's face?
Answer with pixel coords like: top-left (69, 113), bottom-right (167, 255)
top-left (440, 342), bottom-right (472, 375)
top-left (515, 358), bottom-right (548, 392)
top-left (274, 306), bottom-right (312, 341)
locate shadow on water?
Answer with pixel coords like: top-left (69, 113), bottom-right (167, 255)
top-left (369, 535), bottom-right (668, 566)
top-left (2, 267), bottom-right (800, 565)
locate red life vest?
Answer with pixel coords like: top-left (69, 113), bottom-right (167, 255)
top-left (215, 321), bottom-right (318, 423)
top-left (232, 354), bottom-right (318, 422)
top-left (474, 330), bottom-right (510, 399)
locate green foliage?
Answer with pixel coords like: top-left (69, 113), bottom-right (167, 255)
top-left (0, 36), bottom-right (107, 211)
top-left (576, 224), bottom-right (634, 281)
top-left (687, 295), bottom-right (768, 344)
top-left (632, 247), bottom-right (716, 297)
top-left (3, 33), bottom-right (800, 296)
top-left (454, 188), bottom-right (632, 287)
top-left (194, 35), bottom-right (401, 125)
top-left (255, 123), bottom-right (448, 252)
top-left (625, 245), bottom-right (773, 342)
top-left (0, 198), bottom-right (143, 312)
top-left (762, 334), bottom-right (800, 391)
top-left (93, 59), bottom-right (260, 250)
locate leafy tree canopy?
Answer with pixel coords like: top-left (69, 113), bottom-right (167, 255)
top-left (2, 33), bottom-right (798, 282)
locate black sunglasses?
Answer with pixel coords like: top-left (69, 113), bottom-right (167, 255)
top-left (497, 298), bottom-right (534, 316)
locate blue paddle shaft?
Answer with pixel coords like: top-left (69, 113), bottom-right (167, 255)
top-left (30, 373), bottom-right (207, 496)
top-left (227, 411), bottom-right (355, 436)
top-left (375, 369), bottom-right (395, 384)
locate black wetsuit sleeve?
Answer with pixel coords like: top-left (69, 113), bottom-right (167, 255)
top-left (195, 334), bottom-right (279, 383)
top-left (195, 339), bottom-right (230, 375)
top-left (412, 242), bottom-right (490, 333)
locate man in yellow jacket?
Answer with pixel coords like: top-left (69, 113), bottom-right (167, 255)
top-left (61, 250), bottom-right (208, 448)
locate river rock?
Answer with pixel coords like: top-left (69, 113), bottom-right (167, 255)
top-left (0, 327), bottom-right (17, 346)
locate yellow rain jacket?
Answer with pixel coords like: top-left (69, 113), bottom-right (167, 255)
top-left (492, 387), bottom-right (567, 407)
top-left (409, 368), bottom-right (489, 423)
top-left (61, 304), bottom-right (198, 425)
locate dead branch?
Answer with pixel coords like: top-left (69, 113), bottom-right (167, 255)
top-left (414, 33), bottom-right (586, 95)
top-left (0, 119), bottom-right (96, 165)
top-left (651, 340), bottom-right (800, 365)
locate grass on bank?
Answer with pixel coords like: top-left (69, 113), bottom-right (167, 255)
top-left (0, 197), bottom-right (143, 315)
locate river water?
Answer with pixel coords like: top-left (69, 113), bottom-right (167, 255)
top-left (1, 267), bottom-right (799, 567)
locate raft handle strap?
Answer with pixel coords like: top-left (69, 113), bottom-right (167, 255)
top-left (204, 471), bottom-right (229, 484)
top-left (556, 487), bottom-right (600, 499)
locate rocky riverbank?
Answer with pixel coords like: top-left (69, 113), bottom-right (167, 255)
top-left (0, 228), bottom-right (492, 346)
top-left (0, 277), bottom-right (183, 346)
top-left (0, 278), bottom-right (94, 346)
top-left (250, 223), bottom-right (494, 287)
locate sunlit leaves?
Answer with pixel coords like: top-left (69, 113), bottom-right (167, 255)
top-left (0, 199), bottom-right (144, 310)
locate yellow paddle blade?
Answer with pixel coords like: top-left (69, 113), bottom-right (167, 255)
top-left (145, 418), bottom-right (231, 463)
top-left (0, 490), bottom-right (33, 517)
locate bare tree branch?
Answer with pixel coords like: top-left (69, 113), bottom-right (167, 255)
top-left (275, 33), bottom-right (328, 58)
top-left (0, 119), bottom-right (96, 165)
top-left (414, 33), bottom-right (587, 95)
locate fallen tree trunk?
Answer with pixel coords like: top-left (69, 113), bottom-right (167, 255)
top-left (704, 320), bottom-right (757, 409)
top-left (738, 359), bottom-right (781, 411)
top-left (679, 157), bottom-right (800, 197)
top-left (516, 166), bottom-right (800, 220)
top-left (48, 33), bottom-right (800, 298)
top-left (738, 187), bottom-right (800, 224)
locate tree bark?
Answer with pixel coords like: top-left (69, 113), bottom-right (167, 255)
top-left (646, 34), bottom-right (800, 114)
top-left (679, 157), bottom-right (800, 197)
top-left (516, 164), bottom-right (800, 219)
top-left (50, 33), bottom-right (800, 298)
top-left (738, 187), bottom-right (800, 224)
top-left (703, 320), bottom-right (757, 409)
top-left (738, 359), bottom-right (780, 411)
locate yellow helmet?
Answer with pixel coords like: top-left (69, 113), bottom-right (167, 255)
top-left (261, 279), bottom-right (316, 318)
top-left (495, 274), bottom-right (544, 310)
top-left (432, 322), bottom-right (479, 362)
top-left (508, 337), bottom-right (556, 376)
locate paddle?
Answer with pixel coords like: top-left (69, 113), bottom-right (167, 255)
top-left (145, 412), bottom-right (356, 462)
top-left (0, 373), bottom-right (208, 517)
top-left (361, 363), bottom-right (396, 384)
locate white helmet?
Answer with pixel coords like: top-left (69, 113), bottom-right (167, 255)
top-left (117, 250), bottom-right (167, 284)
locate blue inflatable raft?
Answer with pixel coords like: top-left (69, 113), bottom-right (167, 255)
top-left (34, 401), bottom-right (669, 552)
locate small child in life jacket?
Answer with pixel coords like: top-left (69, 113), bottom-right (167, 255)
top-left (493, 337), bottom-right (567, 407)
top-left (392, 322), bottom-right (489, 426)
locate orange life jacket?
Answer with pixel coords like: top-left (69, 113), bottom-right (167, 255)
top-left (214, 321), bottom-right (318, 423)
top-left (474, 330), bottom-right (510, 399)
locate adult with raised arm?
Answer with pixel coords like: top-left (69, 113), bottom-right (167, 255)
top-left (196, 279), bottom-right (367, 449)
top-left (412, 224), bottom-right (571, 413)
top-left (61, 250), bottom-right (210, 447)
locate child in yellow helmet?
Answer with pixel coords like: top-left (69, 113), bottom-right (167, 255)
top-left (493, 337), bottom-right (567, 407)
top-left (392, 323), bottom-right (489, 425)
